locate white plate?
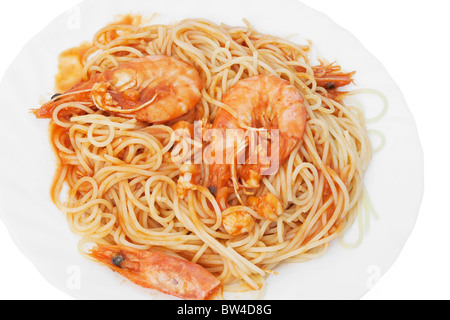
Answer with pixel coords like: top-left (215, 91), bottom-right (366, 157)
top-left (0, 0), bottom-right (423, 300)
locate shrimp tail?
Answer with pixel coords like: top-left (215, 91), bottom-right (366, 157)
top-left (89, 245), bottom-right (221, 300)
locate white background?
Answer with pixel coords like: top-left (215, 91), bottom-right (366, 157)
top-left (0, 0), bottom-right (448, 300)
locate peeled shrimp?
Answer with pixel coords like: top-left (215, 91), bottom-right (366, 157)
top-left (177, 162), bottom-right (202, 198)
top-left (248, 193), bottom-right (283, 222)
top-left (89, 245), bottom-right (221, 300)
top-left (221, 193), bottom-right (283, 236)
top-left (208, 74), bottom-right (307, 208)
top-left (33, 55), bottom-right (203, 123)
top-left (222, 210), bottom-right (255, 236)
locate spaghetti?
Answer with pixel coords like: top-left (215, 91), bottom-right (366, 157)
top-left (36, 15), bottom-right (373, 297)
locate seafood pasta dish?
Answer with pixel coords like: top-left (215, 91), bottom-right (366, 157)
top-left (32, 15), bottom-right (372, 300)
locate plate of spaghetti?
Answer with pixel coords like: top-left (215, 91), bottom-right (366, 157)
top-left (0, 0), bottom-right (423, 300)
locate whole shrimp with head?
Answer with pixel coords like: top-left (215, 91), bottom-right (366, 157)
top-left (208, 74), bottom-right (307, 234)
top-left (33, 55), bottom-right (203, 123)
top-left (89, 245), bottom-right (221, 300)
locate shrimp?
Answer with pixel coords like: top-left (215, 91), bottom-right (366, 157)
top-left (208, 74), bottom-right (307, 208)
top-left (297, 61), bottom-right (355, 99)
top-left (222, 194), bottom-right (283, 236)
top-left (89, 245), bottom-right (221, 300)
top-left (33, 55), bottom-right (203, 123)
top-left (171, 121), bottom-right (204, 198)
top-left (248, 193), bottom-right (283, 222)
top-left (311, 61), bottom-right (355, 90)
top-left (222, 210), bottom-right (255, 236)
top-left (177, 162), bottom-right (202, 199)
